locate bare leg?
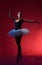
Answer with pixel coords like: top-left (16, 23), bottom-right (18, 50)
top-left (15, 35), bottom-right (22, 63)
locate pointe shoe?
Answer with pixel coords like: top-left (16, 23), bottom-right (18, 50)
top-left (20, 54), bottom-right (23, 62)
top-left (16, 55), bottom-right (19, 64)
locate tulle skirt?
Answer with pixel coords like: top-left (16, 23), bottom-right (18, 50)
top-left (8, 28), bottom-right (30, 37)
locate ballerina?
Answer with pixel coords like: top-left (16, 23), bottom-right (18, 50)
top-left (8, 10), bottom-right (38, 64)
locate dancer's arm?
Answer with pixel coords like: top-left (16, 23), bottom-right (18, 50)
top-left (9, 10), bottom-right (15, 20)
top-left (23, 19), bottom-right (39, 24)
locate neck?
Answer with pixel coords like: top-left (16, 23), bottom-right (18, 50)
top-left (18, 17), bottom-right (22, 20)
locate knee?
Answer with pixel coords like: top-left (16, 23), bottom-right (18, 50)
top-left (18, 45), bottom-right (21, 49)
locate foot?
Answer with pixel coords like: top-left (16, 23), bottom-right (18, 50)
top-left (20, 54), bottom-right (23, 62)
top-left (16, 55), bottom-right (19, 64)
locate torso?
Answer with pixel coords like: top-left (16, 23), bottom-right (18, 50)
top-left (14, 19), bottom-right (24, 30)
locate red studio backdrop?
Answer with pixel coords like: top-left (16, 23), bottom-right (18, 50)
top-left (0, 0), bottom-right (42, 56)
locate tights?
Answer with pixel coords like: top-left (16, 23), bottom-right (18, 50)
top-left (15, 35), bottom-right (22, 63)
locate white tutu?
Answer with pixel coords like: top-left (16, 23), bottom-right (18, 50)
top-left (8, 28), bottom-right (30, 37)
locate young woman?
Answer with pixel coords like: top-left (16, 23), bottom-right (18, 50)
top-left (8, 10), bottom-right (38, 63)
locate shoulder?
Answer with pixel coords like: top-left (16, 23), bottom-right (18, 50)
top-left (21, 18), bottom-right (24, 21)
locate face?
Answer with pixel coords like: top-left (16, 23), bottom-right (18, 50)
top-left (17, 12), bottom-right (22, 19)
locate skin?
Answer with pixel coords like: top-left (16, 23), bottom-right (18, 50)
top-left (9, 10), bottom-right (38, 23)
top-left (15, 12), bottom-right (22, 22)
top-left (9, 10), bottom-right (39, 63)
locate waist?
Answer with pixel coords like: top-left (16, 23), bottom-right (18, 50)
top-left (15, 27), bottom-right (21, 30)
top-left (15, 28), bottom-right (21, 30)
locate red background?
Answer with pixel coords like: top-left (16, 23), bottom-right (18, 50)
top-left (0, 0), bottom-right (42, 56)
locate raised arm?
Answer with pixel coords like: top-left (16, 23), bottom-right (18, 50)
top-left (9, 10), bottom-right (15, 20)
top-left (23, 19), bottom-right (39, 24)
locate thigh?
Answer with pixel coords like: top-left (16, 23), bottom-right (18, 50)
top-left (15, 35), bottom-right (22, 45)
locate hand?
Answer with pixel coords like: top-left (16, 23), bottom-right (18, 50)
top-left (9, 9), bottom-right (11, 17)
top-left (34, 21), bottom-right (39, 24)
